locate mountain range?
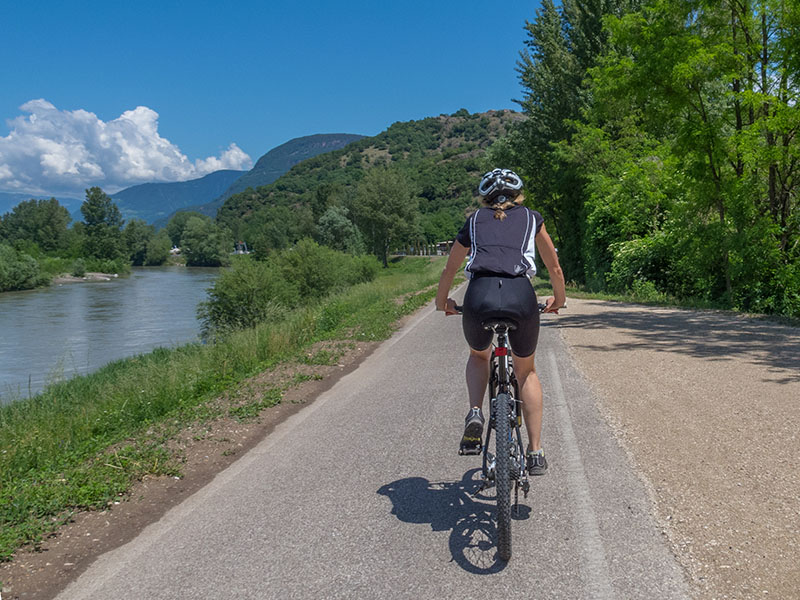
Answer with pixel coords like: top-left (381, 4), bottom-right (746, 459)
top-left (0, 192), bottom-right (82, 219)
top-left (110, 169), bottom-right (245, 224)
top-left (1, 133), bottom-right (365, 226)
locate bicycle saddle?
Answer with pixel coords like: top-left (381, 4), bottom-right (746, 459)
top-left (481, 318), bottom-right (518, 332)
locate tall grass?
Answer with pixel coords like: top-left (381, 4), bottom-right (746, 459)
top-left (0, 256), bottom-right (445, 560)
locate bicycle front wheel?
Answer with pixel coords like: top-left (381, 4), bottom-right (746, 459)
top-left (494, 392), bottom-right (512, 561)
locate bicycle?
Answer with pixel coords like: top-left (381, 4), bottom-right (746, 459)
top-left (454, 302), bottom-right (549, 561)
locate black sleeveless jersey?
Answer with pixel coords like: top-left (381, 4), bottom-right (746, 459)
top-left (455, 205), bottom-right (544, 279)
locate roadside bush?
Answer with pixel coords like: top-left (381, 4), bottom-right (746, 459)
top-left (198, 242), bottom-right (380, 337)
top-left (606, 233), bottom-right (671, 294)
top-left (274, 238), bottom-right (379, 301)
top-left (37, 256), bottom-right (73, 279)
top-left (628, 278), bottom-right (668, 303)
top-left (197, 257), bottom-right (296, 338)
top-left (771, 262), bottom-right (800, 318)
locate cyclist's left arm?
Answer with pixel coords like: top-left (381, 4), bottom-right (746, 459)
top-left (435, 241), bottom-right (469, 315)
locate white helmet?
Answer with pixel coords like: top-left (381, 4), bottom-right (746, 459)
top-left (478, 168), bottom-right (523, 204)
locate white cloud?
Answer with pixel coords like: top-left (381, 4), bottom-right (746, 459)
top-left (0, 99), bottom-right (253, 195)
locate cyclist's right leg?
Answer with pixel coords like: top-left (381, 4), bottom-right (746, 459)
top-left (513, 351), bottom-right (548, 475)
top-left (511, 352), bottom-right (542, 452)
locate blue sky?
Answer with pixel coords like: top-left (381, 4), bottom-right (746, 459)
top-left (1, 0), bottom-right (540, 196)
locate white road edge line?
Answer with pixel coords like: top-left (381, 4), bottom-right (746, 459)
top-left (547, 349), bottom-right (615, 599)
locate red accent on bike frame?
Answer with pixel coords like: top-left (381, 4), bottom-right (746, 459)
top-left (494, 347), bottom-right (508, 356)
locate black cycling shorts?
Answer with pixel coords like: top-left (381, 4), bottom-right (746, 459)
top-left (461, 275), bottom-right (540, 357)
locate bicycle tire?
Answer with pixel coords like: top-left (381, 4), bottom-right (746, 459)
top-left (494, 392), bottom-right (512, 561)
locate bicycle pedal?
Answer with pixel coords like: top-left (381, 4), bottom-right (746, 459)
top-left (458, 444), bottom-right (482, 456)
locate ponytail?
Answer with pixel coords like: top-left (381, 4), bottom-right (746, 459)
top-left (487, 193), bottom-right (525, 221)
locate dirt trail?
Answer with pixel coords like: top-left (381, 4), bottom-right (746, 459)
top-left (557, 298), bottom-right (800, 600)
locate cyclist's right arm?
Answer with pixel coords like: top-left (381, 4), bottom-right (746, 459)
top-left (435, 240), bottom-right (469, 315)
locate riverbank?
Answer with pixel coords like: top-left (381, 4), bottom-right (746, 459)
top-left (0, 266), bottom-right (219, 401)
top-left (0, 257), bottom-right (446, 598)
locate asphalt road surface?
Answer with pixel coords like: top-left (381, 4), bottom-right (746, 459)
top-left (57, 294), bottom-right (691, 600)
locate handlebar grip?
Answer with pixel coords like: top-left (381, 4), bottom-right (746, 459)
top-left (539, 302), bottom-right (567, 313)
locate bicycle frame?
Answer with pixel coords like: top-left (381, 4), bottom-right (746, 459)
top-left (452, 301), bottom-right (553, 560)
top-left (480, 322), bottom-right (530, 502)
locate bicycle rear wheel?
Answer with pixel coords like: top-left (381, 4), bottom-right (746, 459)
top-left (494, 392), bottom-right (512, 561)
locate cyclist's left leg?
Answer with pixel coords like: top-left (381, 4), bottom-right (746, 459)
top-left (466, 346), bottom-right (492, 410)
top-left (459, 346), bottom-right (492, 453)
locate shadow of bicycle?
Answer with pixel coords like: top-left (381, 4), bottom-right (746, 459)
top-left (377, 468), bottom-right (531, 574)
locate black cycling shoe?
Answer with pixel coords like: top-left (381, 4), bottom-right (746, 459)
top-left (458, 407), bottom-right (484, 455)
top-left (527, 449), bottom-right (548, 475)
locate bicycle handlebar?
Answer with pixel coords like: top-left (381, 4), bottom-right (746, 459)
top-left (451, 302), bottom-right (564, 314)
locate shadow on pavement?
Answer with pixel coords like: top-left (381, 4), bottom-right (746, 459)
top-left (378, 469), bottom-right (531, 574)
top-left (559, 302), bottom-right (800, 384)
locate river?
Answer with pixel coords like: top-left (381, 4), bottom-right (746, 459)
top-left (0, 266), bottom-right (219, 403)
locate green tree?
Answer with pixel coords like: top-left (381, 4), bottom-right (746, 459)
top-left (241, 205), bottom-right (292, 259)
top-left (0, 198), bottom-right (72, 252)
top-left (515, 0), bottom-right (642, 283)
top-left (419, 208), bottom-right (462, 244)
top-left (353, 168), bottom-right (419, 267)
top-left (80, 187), bottom-right (125, 261)
top-left (166, 211), bottom-right (208, 248)
top-left (181, 217), bottom-right (232, 267)
top-left (585, 0), bottom-right (800, 312)
top-left (317, 205), bottom-right (365, 254)
top-left (145, 230), bottom-right (172, 266)
top-left (123, 219), bottom-right (155, 266)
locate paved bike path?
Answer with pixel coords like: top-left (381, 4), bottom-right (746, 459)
top-left (57, 297), bottom-right (690, 599)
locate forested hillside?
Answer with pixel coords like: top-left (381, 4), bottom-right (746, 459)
top-left (510, 0), bottom-right (799, 317)
top-left (179, 134), bottom-right (366, 220)
top-left (216, 109), bottom-right (522, 264)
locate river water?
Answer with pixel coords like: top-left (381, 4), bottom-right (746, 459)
top-left (0, 266), bottom-right (219, 403)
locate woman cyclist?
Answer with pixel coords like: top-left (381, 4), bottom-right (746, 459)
top-left (435, 168), bottom-right (566, 475)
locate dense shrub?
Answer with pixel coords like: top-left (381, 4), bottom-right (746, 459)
top-left (197, 257), bottom-right (295, 337)
top-left (198, 241), bottom-right (380, 336)
top-left (83, 257), bottom-right (130, 275)
top-left (71, 258), bottom-right (87, 278)
top-left (275, 238), bottom-right (379, 300)
top-left (606, 233), bottom-right (671, 294)
top-left (0, 244), bottom-right (47, 291)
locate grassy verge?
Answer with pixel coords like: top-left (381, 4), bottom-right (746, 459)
top-left (0, 256), bottom-right (445, 561)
